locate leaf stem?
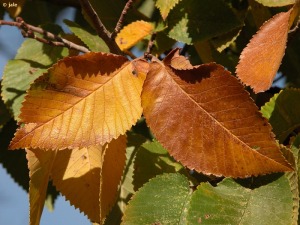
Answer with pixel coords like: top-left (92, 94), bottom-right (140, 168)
top-left (79, 0), bottom-right (123, 55)
top-left (111, 0), bottom-right (135, 39)
top-left (0, 18), bottom-right (90, 53)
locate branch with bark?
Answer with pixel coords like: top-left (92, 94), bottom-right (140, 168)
top-left (0, 18), bottom-right (90, 53)
top-left (0, 0), bottom-right (135, 56)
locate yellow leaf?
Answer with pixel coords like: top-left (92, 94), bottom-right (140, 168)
top-left (26, 135), bottom-right (126, 223)
top-left (27, 148), bottom-right (57, 225)
top-left (100, 135), bottom-right (127, 223)
top-left (50, 135), bottom-right (127, 223)
top-left (116, 21), bottom-right (154, 51)
top-left (10, 53), bottom-right (149, 150)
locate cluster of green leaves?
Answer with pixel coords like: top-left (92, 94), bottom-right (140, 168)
top-left (1, 0), bottom-right (300, 224)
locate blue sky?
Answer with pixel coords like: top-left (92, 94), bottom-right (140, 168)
top-left (0, 9), bottom-right (91, 225)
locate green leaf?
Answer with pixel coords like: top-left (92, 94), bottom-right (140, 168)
top-left (1, 60), bottom-right (46, 120)
top-left (155, 0), bottom-right (181, 20)
top-left (64, 19), bottom-right (109, 52)
top-left (210, 27), bottom-right (242, 52)
top-left (0, 90), bottom-right (11, 128)
top-left (123, 173), bottom-right (293, 225)
top-left (261, 89), bottom-right (300, 143)
top-left (133, 140), bottom-right (184, 191)
top-left (290, 135), bottom-right (300, 223)
top-left (105, 133), bottom-right (147, 225)
top-left (122, 173), bottom-right (191, 225)
top-left (167, 0), bottom-right (243, 44)
top-left (187, 176), bottom-right (293, 225)
top-left (254, 0), bottom-right (295, 7)
top-left (284, 145), bottom-right (299, 225)
top-left (1, 37), bottom-right (68, 120)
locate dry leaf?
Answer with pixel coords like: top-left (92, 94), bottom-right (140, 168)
top-left (236, 9), bottom-right (292, 93)
top-left (116, 21), bottom-right (154, 51)
top-left (27, 149), bottom-right (57, 225)
top-left (10, 53), bottom-right (148, 150)
top-left (51, 135), bottom-right (126, 223)
top-left (141, 50), bottom-right (292, 177)
top-left (27, 135), bottom-right (126, 224)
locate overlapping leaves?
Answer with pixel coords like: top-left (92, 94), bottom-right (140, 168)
top-left (122, 173), bottom-right (293, 225)
top-left (27, 135), bottom-right (126, 225)
top-left (10, 49), bottom-right (292, 178)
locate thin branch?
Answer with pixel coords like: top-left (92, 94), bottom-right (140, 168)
top-left (0, 18), bottom-right (90, 53)
top-left (111, 0), bottom-right (134, 39)
top-left (79, 0), bottom-right (123, 55)
top-left (144, 32), bottom-right (157, 60)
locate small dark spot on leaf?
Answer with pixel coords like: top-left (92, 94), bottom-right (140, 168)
top-left (132, 70), bottom-right (137, 76)
top-left (205, 214), bottom-right (210, 219)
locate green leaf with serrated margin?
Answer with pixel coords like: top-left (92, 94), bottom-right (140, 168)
top-left (122, 173), bottom-right (191, 225)
top-left (64, 19), bottom-right (109, 52)
top-left (133, 140), bottom-right (184, 191)
top-left (155, 0), bottom-right (181, 20)
top-left (261, 89), bottom-right (300, 143)
top-left (1, 36), bottom-right (68, 120)
top-left (167, 0), bottom-right (243, 44)
top-left (105, 132), bottom-right (147, 225)
top-left (187, 176), bottom-right (293, 225)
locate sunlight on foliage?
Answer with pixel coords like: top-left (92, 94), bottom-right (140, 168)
top-left (116, 21), bottom-right (154, 51)
top-left (1, 0), bottom-right (300, 224)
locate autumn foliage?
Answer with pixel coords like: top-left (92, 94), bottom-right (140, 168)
top-left (1, 0), bottom-right (300, 224)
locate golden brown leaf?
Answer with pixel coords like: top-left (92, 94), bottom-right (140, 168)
top-left (27, 148), bottom-right (57, 225)
top-left (163, 48), bottom-right (193, 69)
top-left (10, 53), bottom-right (148, 150)
top-left (115, 21), bottom-right (154, 51)
top-left (141, 50), bottom-right (292, 177)
top-left (236, 9), bottom-right (292, 93)
top-left (100, 135), bottom-right (127, 223)
top-left (50, 135), bottom-right (126, 223)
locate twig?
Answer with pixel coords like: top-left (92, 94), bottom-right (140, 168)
top-left (0, 18), bottom-right (90, 53)
top-left (111, 0), bottom-right (134, 39)
top-left (144, 32), bottom-right (157, 60)
top-left (79, 0), bottom-right (122, 55)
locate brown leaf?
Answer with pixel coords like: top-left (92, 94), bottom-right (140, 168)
top-left (236, 9), bottom-right (292, 93)
top-left (163, 48), bottom-right (193, 70)
top-left (141, 50), bottom-right (292, 177)
top-left (9, 53), bottom-right (148, 150)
